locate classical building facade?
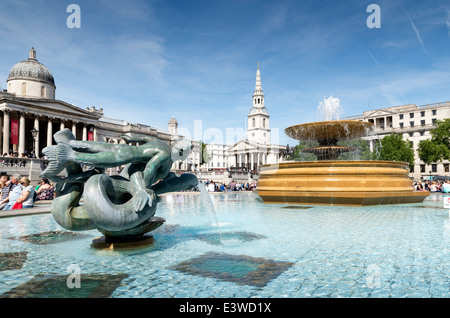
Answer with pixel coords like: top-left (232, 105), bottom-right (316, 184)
top-left (349, 102), bottom-right (450, 180)
top-left (0, 48), bottom-right (201, 173)
top-left (201, 64), bottom-right (290, 176)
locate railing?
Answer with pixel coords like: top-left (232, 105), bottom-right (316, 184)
top-left (0, 157), bottom-right (48, 170)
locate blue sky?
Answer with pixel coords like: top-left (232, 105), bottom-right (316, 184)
top-left (1, 0), bottom-right (450, 146)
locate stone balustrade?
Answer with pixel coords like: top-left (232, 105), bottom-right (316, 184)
top-left (0, 156), bottom-right (48, 184)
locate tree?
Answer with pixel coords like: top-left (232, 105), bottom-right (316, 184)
top-left (377, 133), bottom-right (415, 168)
top-left (287, 140), bottom-right (318, 161)
top-left (338, 138), bottom-right (379, 160)
top-left (200, 141), bottom-right (211, 165)
top-left (288, 138), bottom-right (379, 161)
top-left (418, 118), bottom-right (450, 165)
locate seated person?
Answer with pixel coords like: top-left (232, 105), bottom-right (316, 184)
top-left (35, 178), bottom-right (54, 201)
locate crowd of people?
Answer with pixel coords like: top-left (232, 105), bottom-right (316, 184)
top-left (203, 180), bottom-right (257, 192)
top-left (413, 179), bottom-right (450, 193)
top-left (1, 171), bottom-right (448, 211)
top-left (0, 174), bottom-right (55, 211)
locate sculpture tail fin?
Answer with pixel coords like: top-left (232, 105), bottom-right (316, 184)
top-left (54, 128), bottom-right (76, 144)
top-left (40, 144), bottom-right (75, 177)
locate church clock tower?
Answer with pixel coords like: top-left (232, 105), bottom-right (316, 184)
top-left (247, 62), bottom-right (270, 145)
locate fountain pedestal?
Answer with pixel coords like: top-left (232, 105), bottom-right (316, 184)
top-left (90, 216), bottom-right (165, 250)
top-left (257, 120), bottom-right (429, 206)
top-left (257, 160), bottom-right (429, 206)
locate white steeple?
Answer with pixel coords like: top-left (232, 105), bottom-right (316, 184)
top-left (252, 61), bottom-right (264, 108)
top-left (247, 62), bottom-right (270, 145)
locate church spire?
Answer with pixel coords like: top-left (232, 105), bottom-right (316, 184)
top-left (248, 62), bottom-right (270, 145)
top-left (252, 61), bottom-right (264, 108)
top-left (255, 61), bottom-right (262, 94)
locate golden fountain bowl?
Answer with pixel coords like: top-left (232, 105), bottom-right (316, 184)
top-left (256, 160), bottom-right (430, 206)
top-left (284, 120), bottom-right (375, 142)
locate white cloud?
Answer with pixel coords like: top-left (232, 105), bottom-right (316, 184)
top-left (446, 11), bottom-right (450, 35)
top-left (404, 10), bottom-right (428, 55)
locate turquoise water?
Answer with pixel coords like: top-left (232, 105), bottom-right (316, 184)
top-left (0, 192), bottom-right (449, 298)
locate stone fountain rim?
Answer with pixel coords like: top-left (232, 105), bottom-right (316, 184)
top-left (260, 160), bottom-right (411, 168)
top-left (285, 120), bottom-right (375, 128)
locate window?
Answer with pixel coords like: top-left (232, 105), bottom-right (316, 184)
top-left (410, 165), bottom-right (415, 173)
top-left (258, 98), bottom-right (260, 104)
top-left (421, 120), bottom-right (425, 126)
top-left (41, 86), bottom-right (46, 98)
top-left (409, 132), bottom-right (414, 137)
top-left (420, 165), bottom-right (425, 173)
top-left (252, 118), bottom-right (255, 127)
top-left (399, 114), bottom-right (403, 120)
top-left (420, 111), bottom-right (425, 117)
top-left (399, 122), bottom-right (404, 128)
top-left (410, 121), bottom-right (414, 127)
top-left (409, 113), bottom-right (414, 118)
top-left (420, 130), bottom-right (425, 136)
top-left (431, 164), bottom-right (437, 173)
top-left (21, 82), bottom-right (26, 95)
top-left (263, 118), bottom-right (266, 128)
top-left (444, 164), bottom-right (449, 173)
top-left (432, 118), bottom-right (437, 125)
top-left (432, 109), bottom-right (437, 115)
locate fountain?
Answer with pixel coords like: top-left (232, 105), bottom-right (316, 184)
top-left (39, 129), bottom-right (198, 249)
top-left (256, 96), bottom-right (430, 206)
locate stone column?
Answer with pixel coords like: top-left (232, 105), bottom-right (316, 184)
top-left (60, 119), bottom-right (65, 131)
top-left (93, 126), bottom-right (98, 141)
top-left (18, 112), bottom-right (25, 155)
top-left (72, 122), bottom-right (77, 139)
top-left (34, 117), bottom-right (40, 156)
top-left (47, 118), bottom-right (53, 147)
top-left (2, 110), bottom-right (10, 155)
top-left (82, 124), bottom-right (87, 141)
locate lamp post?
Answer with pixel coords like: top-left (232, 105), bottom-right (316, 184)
top-left (31, 127), bottom-right (38, 158)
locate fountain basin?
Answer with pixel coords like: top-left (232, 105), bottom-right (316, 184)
top-left (256, 160), bottom-right (429, 206)
top-left (284, 120), bottom-right (374, 143)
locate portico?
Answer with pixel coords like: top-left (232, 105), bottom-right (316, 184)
top-left (0, 98), bottom-right (102, 156)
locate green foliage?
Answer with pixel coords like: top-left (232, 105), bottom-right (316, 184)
top-left (418, 118), bottom-right (450, 164)
top-left (287, 138), bottom-right (380, 161)
top-left (200, 141), bottom-right (211, 165)
top-left (337, 138), bottom-right (379, 160)
top-left (287, 140), bottom-right (318, 161)
top-left (377, 133), bottom-right (415, 167)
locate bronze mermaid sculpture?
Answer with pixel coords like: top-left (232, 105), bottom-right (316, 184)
top-left (40, 128), bottom-right (198, 242)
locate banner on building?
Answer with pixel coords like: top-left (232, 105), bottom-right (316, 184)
top-left (87, 130), bottom-right (94, 141)
top-left (10, 119), bottom-right (19, 145)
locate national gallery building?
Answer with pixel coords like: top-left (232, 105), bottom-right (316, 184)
top-left (0, 48), bottom-right (199, 171)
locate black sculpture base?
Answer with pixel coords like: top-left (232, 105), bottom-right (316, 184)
top-left (91, 234), bottom-right (155, 250)
top-left (91, 216), bottom-right (165, 250)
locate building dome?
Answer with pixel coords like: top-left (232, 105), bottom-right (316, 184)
top-left (6, 48), bottom-right (56, 99)
top-left (168, 116), bottom-right (178, 125)
top-left (7, 48), bottom-right (55, 86)
top-left (168, 116), bottom-right (178, 136)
